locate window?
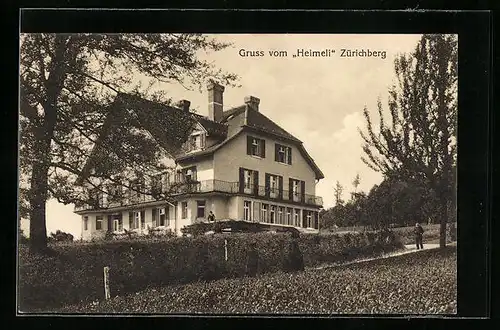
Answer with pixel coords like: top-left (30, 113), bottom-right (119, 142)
top-left (244, 200), bottom-right (252, 221)
top-left (111, 214), bottom-right (123, 231)
top-left (293, 181), bottom-right (300, 197)
top-left (306, 211), bottom-right (312, 228)
top-left (159, 207), bottom-right (167, 226)
top-left (270, 205), bottom-right (276, 224)
top-left (275, 144), bottom-right (292, 164)
top-left (182, 202), bottom-right (188, 219)
top-left (83, 216), bottom-right (88, 231)
top-left (247, 136), bottom-right (265, 158)
top-left (294, 209), bottom-right (301, 227)
top-left (289, 178), bottom-right (304, 202)
top-left (134, 211), bottom-right (141, 229)
top-left (188, 133), bottom-right (205, 151)
top-left (181, 167), bottom-right (197, 183)
top-left (96, 216), bottom-right (103, 230)
top-left (265, 173), bottom-right (282, 198)
top-left (197, 200), bottom-right (206, 218)
top-left (261, 203), bottom-right (268, 223)
top-left (278, 206), bottom-right (284, 225)
top-left (286, 208), bottom-right (292, 226)
top-left (244, 170), bottom-right (254, 189)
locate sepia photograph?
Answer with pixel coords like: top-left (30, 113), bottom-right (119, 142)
top-left (18, 32), bottom-right (458, 315)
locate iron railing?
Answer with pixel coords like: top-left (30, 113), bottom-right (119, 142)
top-left (74, 179), bottom-right (323, 211)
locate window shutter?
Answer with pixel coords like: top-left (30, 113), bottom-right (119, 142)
top-left (314, 211), bottom-right (319, 229)
top-left (260, 139), bottom-right (266, 158)
top-left (278, 176), bottom-right (283, 199)
top-left (129, 212), bottom-right (133, 229)
top-left (239, 167), bottom-right (245, 193)
top-left (253, 170), bottom-right (259, 196)
top-left (275, 144), bottom-right (279, 162)
top-left (288, 147), bottom-right (292, 165)
top-left (301, 181), bottom-right (306, 203)
top-left (289, 179), bottom-right (293, 200)
top-left (247, 136), bottom-right (252, 155)
top-left (265, 173), bottom-right (270, 197)
top-left (302, 211), bottom-right (307, 228)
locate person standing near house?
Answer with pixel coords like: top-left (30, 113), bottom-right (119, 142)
top-left (414, 222), bottom-right (424, 250)
top-left (208, 211), bottom-right (215, 222)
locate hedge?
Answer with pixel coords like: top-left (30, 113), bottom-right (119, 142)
top-left (18, 230), bottom-right (403, 312)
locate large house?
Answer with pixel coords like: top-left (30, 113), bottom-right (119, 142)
top-left (74, 81), bottom-right (325, 240)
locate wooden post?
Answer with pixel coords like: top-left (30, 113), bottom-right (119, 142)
top-left (103, 266), bottom-right (110, 300)
top-left (224, 239), bottom-right (228, 261)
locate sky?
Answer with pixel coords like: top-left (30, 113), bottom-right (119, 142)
top-left (20, 33), bottom-right (423, 239)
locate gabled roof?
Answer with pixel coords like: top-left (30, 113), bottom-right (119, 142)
top-left (195, 115), bottom-right (228, 137)
top-left (176, 105), bottom-right (325, 180)
top-left (77, 93), bottom-right (199, 184)
top-left (78, 93), bottom-right (324, 184)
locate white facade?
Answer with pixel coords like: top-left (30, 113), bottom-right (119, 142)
top-left (75, 88), bottom-right (324, 241)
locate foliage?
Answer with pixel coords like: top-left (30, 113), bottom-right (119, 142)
top-left (359, 34), bottom-right (457, 247)
top-left (320, 175), bottom-right (452, 231)
top-left (58, 246), bottom-right (457, 314)
top-left (20, 33), bottom-right (239, 251)
top-left (19, 230), bottom-right (402, 311)
top-left (49, 230), bottom-right (74, 242)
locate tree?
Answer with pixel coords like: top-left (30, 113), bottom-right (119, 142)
top-left (333, 180), bottom-right (344, 206)
top-left (359, 34), bottom-right (457, 248)
top-left (20, 33), bottom-right (238, 252)
top-left (351, 173), bottom-right (361, 200)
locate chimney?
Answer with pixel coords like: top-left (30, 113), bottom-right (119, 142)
top-left (207, 80), bottom-right (225, 122)
top-left (244, 96), bottom-right (260, 112)
top-left (176, 99), bottom-right (191, 112)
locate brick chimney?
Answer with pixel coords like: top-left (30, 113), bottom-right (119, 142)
top-left (207, 80), bottom-right (225, 122)
top-left (244, 96), bottom-right (260, 112)
top-left (176, 99), bottom-right (191, 112)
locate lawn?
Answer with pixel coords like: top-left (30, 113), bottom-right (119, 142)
top-left (57, 245), bottom-right (457, 315)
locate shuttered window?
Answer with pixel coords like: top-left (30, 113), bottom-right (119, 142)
top-left (247, 135), bottom-right (266, 158)
top-left (275, 144), bottom-right (292, 164)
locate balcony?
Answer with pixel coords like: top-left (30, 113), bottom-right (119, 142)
top-left (74, 179), bottom-right (323, 212)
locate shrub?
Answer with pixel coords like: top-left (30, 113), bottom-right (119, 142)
top-left (58, 246), bottom-right (456, 314)
top-left (49, 230), bottom-right (74, 242)
top-left (19, 229), bottom-right (404, 311)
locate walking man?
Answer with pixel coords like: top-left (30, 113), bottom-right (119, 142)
top-left (414, 222), bottom-right (424, 250)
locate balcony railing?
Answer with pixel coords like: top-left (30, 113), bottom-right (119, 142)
top-left (74, 179), bottom-right (323, 212)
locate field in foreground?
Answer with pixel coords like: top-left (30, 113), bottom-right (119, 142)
top-left (58, 245), bottom-right (457, 315)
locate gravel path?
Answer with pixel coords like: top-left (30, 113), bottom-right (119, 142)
top-left (313, 243), bottom-right (448, 270)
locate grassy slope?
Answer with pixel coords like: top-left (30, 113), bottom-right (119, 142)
top-left (58, 246), bottom-right (457, 315)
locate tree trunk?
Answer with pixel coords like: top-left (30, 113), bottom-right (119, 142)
top-left (28, 106), bottom-right (57, 253)
top-left (439, 194), bottom-right (448, 248)
top-left (29, 159), bottom-right (50, 253)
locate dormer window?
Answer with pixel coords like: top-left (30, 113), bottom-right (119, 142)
top-left (188, 133), bottom-right (205, 152)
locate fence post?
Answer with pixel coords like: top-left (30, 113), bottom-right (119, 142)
top-left (103, 266), bottom-right (111, 300)
top-left (224, 239), bottom-right (228, 261)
